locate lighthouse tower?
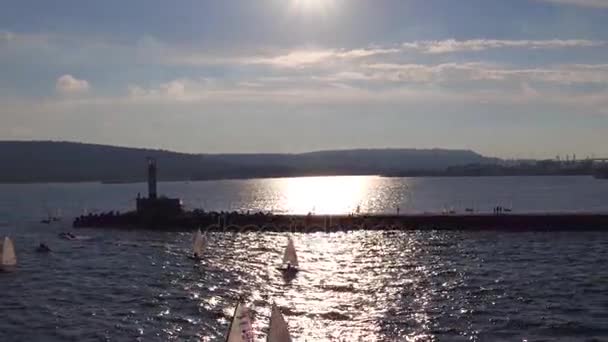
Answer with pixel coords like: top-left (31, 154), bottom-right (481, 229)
top-left (147, 157), bottom-right (157, 199)
top-left (136, 157), bottom-right (182, 218)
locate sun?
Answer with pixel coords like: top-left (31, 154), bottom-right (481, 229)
top-left (290, 0), bottom-right (335, 14)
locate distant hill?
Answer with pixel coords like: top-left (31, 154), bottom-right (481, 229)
top-left (0, 141), bottom-right (497, 183)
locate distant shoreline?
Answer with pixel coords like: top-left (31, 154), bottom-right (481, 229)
top-left (0, 173), bottom-right (599, 185)
top-left (3, 140), bottom-right (603, 184)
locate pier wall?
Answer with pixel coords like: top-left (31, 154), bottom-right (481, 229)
top-left (73, 212), bottom-right (608, 232)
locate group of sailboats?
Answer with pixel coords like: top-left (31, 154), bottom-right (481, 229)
top-left (1, 236), bottom-right (17, 272)
top-left (225, 302), bottom-right (292, 342)
top-left (5, 228), bottom-right (298, 340)
top-left (189, 230), bottom-right (299, 274)
top-left (189, 230), bottom-right (297, 341)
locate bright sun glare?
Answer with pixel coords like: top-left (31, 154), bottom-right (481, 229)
top-left (276, 176), bottom-right (372, 215)
top-left (291, 0), bottom-right (335, 13)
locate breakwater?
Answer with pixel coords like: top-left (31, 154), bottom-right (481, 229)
top-left (73, 210), bottom-right (608, 231)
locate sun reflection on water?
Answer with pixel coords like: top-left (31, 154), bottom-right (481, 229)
top-left (272, 176), bottom-right (376, 215)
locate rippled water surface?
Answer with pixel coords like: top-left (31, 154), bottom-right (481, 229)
top-left (1, 176), bottom-right (608, 341)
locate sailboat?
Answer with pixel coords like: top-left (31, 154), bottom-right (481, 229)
top-left (267, 304), bottom-right (292, 342)
top-left (277, 237), bottom-right (299, 274)
top-left (189, 229), bottom-right (205, 260)
top-left (52, 208), bottom-right (62, 222)
top-left (40, 212), bottom-right (52, 224)
top-left (1, 237), bottom-right (17, 272)
top-left (225, 302), bottom-right (255, 342)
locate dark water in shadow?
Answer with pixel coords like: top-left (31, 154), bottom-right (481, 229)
top-left (1, 224), bottom-right (607, 341)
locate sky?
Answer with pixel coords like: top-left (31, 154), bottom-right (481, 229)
top-left (1, 0), bottom-right (608, 159)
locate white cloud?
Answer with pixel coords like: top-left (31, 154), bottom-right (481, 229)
top-left (166, 47), bottom-right (399, 68)
top-left (55, 74), bottom-right (90, 94)
top-left (243, 40), bottom-right (602, 67)
top-left (161, 40), bottom-right (602, 68)
top-left (403, 39), bottom-right (604, 54)
top-left (362, 62), bottom-right (608, 84)
top-left (160, 80), bottom-right (186, 98)
top-left (4, 30), bottom-right (603, 71)
top-left (127, 78), bottom-right (222, 101)
top-left (247, 48), bottom-right (399, 67)
top-left (536, 0), bottom-right (608, 8)
top-left (118, 61), bottom-right (608, 109)
top-left (128, 81), bottom-right (186, 100)
top-left (237, 81), bottom-right (264, 88)
top-left (121, 61), bottom-right (608, 106)
top-left (207, 40), bottom-right (604, 68)
top-left (313, 71), bottom-right (377, 82)
top-left (169, 39), bottom-right (603, 68)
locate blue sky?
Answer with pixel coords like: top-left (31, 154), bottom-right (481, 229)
top-left (1, 0), bottom-right (607, 158)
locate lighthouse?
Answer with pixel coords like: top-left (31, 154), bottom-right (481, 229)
top-left (136, 157), bottom-right (182, 219)
top-left (147, 157), bottom-right (157, 199)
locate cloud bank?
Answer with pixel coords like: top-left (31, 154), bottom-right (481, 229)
top-left (536, 0), bottom-right (608, 8)
top-left (403, 39), bottom-right (604, 54)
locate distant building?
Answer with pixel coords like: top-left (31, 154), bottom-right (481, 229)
top-left (136, 158), bottom-right (182, 217)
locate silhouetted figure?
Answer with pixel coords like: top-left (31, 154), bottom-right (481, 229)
top-left (36, 243), bottom-right (51, 253)
top-left (281, 263), bottom-right (299, 280)
top-left (59, 232), bottom-right (76, 240)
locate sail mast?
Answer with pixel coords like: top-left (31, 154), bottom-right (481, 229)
top-left (225, 301), bottom-right (254, 342)
top-left (225, 303), bottom-right (240, 342)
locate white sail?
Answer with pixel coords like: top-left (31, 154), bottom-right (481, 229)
top-left (267, 304), bottom-right (292, 342)
top-left (1, 237), bottom-right (17, 268)
top-left (226, 302), bottom-right (255, 342)
top-left (192, 229), bottom-right (205, 256)
top-left (281, 237), bottom-right (298, 268)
